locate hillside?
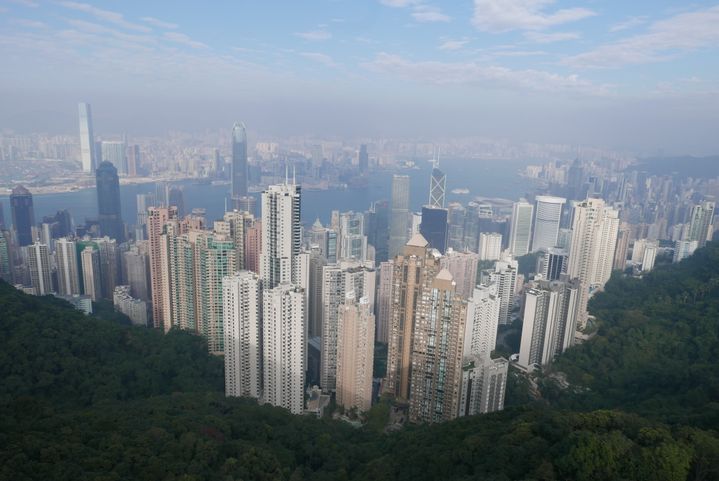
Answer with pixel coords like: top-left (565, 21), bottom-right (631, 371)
top-left (2, 240), bottom-right (719, 480)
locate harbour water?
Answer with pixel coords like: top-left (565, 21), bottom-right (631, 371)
top-left (0, 158), bottom-right (539, 229)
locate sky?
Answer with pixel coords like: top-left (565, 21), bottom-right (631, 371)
top-left (0, 0), bottom-right (718, 155)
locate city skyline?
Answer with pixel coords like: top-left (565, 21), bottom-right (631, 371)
top-left (0, 2), bottom-right (717, 154)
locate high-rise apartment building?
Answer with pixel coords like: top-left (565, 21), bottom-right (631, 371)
top-left (376, 260), bottom-right (393, 344)
top-left (640, 242), bottom-right (658, 272)
top-left (440, 248), bottom-right (479, 299)
top-left (687, 201), bottom-right (715, 247)
top-left (78, 102), bottom-right (96, 172)
top-left (673, 240), bottom-right (698, 263)
top-left (244, 218), bottom-right (261, 274)
top-left (260, 182), bottom-right (302, 289)
top-left (96, 161), bottom-right (124, 242)
top-left (478, 232), bottom-right (502, 261)
top-left (263, 284), bottom-right (306, 414)
top-left (307, 246), bottom-right (326, 338)
top-left (113, 285), bottom-right (149, 326)
top-left (223, 271), bottom-right (263, 400)
top-left (539, 247), bottom-right (568, 281)
top-left (566, 198), bottom-right (619, 328)
top-left (463, 284), bottom-right (500, 359)
top-left (408, 269), bottom-right (466, 423)
top-left (385, 234), bottom-right (441, 401)
top-left (389, 175), bottom-right (410, 259)
top-left (338, 211), bottom-right (367, 261)
top-left (81, 246), bottom-right (102, 301)
top-left (336, 294), bottom-right (375, 412)
top-left (508, 200), bottom-right (533, 256)
top-left (518, 278), bottom-right (580, 370)
top-left (613, 224), bottom-right (630, 271)
top-left (231, 122), bottom-right (248, 199)
top-left (532, 196), bottom-right (565, 251)
top-left (55, 238), bottom-right (81, 296)
top-left (27, 242), bottom-right (52, 295)
top-left (320, 261), bottom-right (375, 392)
top-left (10, 185), bottom-right (35, 247)
top-left (123, 244), bottom-right (151, 302)
top-left (147, 206), bottom-right (178, 328)
top-left (490, 257), bottom-right (518, 326)
top-left (458, 355), bottom-right (508, 417)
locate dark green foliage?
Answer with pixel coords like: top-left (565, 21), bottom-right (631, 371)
top-left (550, 241), bottom-right (719, 428)
top-left (2, 235), bottom-right (719, 481)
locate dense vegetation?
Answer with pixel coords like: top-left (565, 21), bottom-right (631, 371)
top-left (2, 244), bottom-right (719, 479)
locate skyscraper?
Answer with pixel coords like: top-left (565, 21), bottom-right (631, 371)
top-left (420, 205), bottom-right (448, 254)
top-left (320, 261), bottom-right (375, 392)
top-left (687, 200), bottom-right (715, 247)
top-left (101, 141), bottom-right (128, 175)
top-left (231, 122), bottom-right (248, 199)
top-left (147, 206), bottom-right (178, 328)
top-left (124, 244), bottom-right (151, 302)
top-left (56, 238), bottom-right (81, 296)
top-left (518, 278), bottom-right (580, 370)
top-left (27, 242), bottom-right (52, 295)
top-left (389, 175), bottom-right (410, 259)
top-left (532, 196), bottom-right (565, 251)
top-left (244, 218), bottom-right (262, 274)
top-left (260, 182), bottom-right (302, 289)
top-left (540, 247), bottom-right (569, 281)
top-left (409, 269), bottom-right (466, 423)
top-left (673, 239), bottom-right (698, 263)
top-left (478, 232), bottom-right (502, 261)
top-left (96, 161), bottom-right (124, 242)
top-left (263, 284), bottom-right (306, 414)
top-left (463, 284), bottom-right (500, 359)
top-left (10, 185), bottom-right (35, 247)
top-left (458, 355), bottom-right (508, 416)
top-left (223, 271), bottom-right (263, 400)
top-left (336, 294), bottom-right (375, 412)
top-left (376, 260), bottom-right (393, 343)
top-left (508, 200), bottom-right (533, 256)
top-left (490, 257), bottom-right (518, 326)
top-left (566, 198), bottom-right (619, 327)
top-left (81, 246), bottom-right (102, 301)
top-left (358, 144), bottom-right (369, 173)
top-left (338, 211), bottom-right (367, 261)
top-left (440, 248), bottom-right (479, 299)
top-left (167, 186), bottom-right (186, 218)
top-left (428, 166), bottom-right (446, 208)
top-left (385, 233), bottom-right (441, 401)
top-left (367, 199), bottom-right (390, 263)
top-left (78, 102), bottom-right (96, 173)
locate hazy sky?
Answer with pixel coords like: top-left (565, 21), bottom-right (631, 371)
top-left (1, 0), bottom-right (718, 154)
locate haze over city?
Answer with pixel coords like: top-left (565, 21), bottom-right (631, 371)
top-left (1, 0), bottom-right (718, 153)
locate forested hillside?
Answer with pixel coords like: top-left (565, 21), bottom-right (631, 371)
top-left (2, 243), bottom-right (719, 480)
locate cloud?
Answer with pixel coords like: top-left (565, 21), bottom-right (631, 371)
top-left (380, 0), bottom-right (416, 6)
top-left (564, 6), bottom-right (719, 68)
top-left (609, 16), bottom-right (648, 33)
top-left (472, 0), bottom-right (595, 32)
top-left (163, 32), bottom-right (208, 49)
top-left (439, 38), bottom-right (469, 51)
top-left (11, 18), bottom-right (46, 28)
top-left (141, 17), bottom-right (179, 30)
top-left (8, 0), bottom-right (38, 7)
top-left (363, 52), bottom-right (607, 95)
top-left (295, 30), bottom-right (332, 41)
top-left (524, 31), bottom-right (579, 43)
top-left (299, 52), bottom-right (337, 67)
top-left (58, 1), bottom-right (151, 32)
top-left (412, 5), bottom-right (450, 23)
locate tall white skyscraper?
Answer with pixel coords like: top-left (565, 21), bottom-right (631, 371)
top-left (223, 271), bottom-right (263, 400)
top-left (27, 242), bottom-right (52, 295)
top-left (428, 166), bottom-right (446, 208)
top-left (532, 196), bottom-right (565, 251)
top-left (101, 140), bottom-right (128, 175)
top-left (260, 182), bottom-right (302, 290)
top-left (389, 175), bottom-right (410, 259)
top-left (640, 242), bottom-right (658, 272)
top-left (78, 102), bottom-right (96, 173)
top-left (338, 211), bottom-right (367, 261)
top-left (478, 232), bottom-right (502, 261)
top-left (687, 201), bottom-right (715, 247)
top-left (463, 284), bottom-right (500, 359)
top-left (508, 200), bottom-right (534, 256)
top-left (566, 198), bottom-right (619, 328)
top-left (81, 246), bottom-right (102, 301)
top-left (518, 279), bottom-right (580, 370)
top-left (490, 257), bottom-right (518, 326)
top-left (263, 284), bottom-right (306, 415)
top-left (56, 238), bottom-right (81, 296)
top-left (440, 248), bottom-right (479, 300)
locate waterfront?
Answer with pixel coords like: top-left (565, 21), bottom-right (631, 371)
top-left (0, 158), bottom-right (539, 229)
